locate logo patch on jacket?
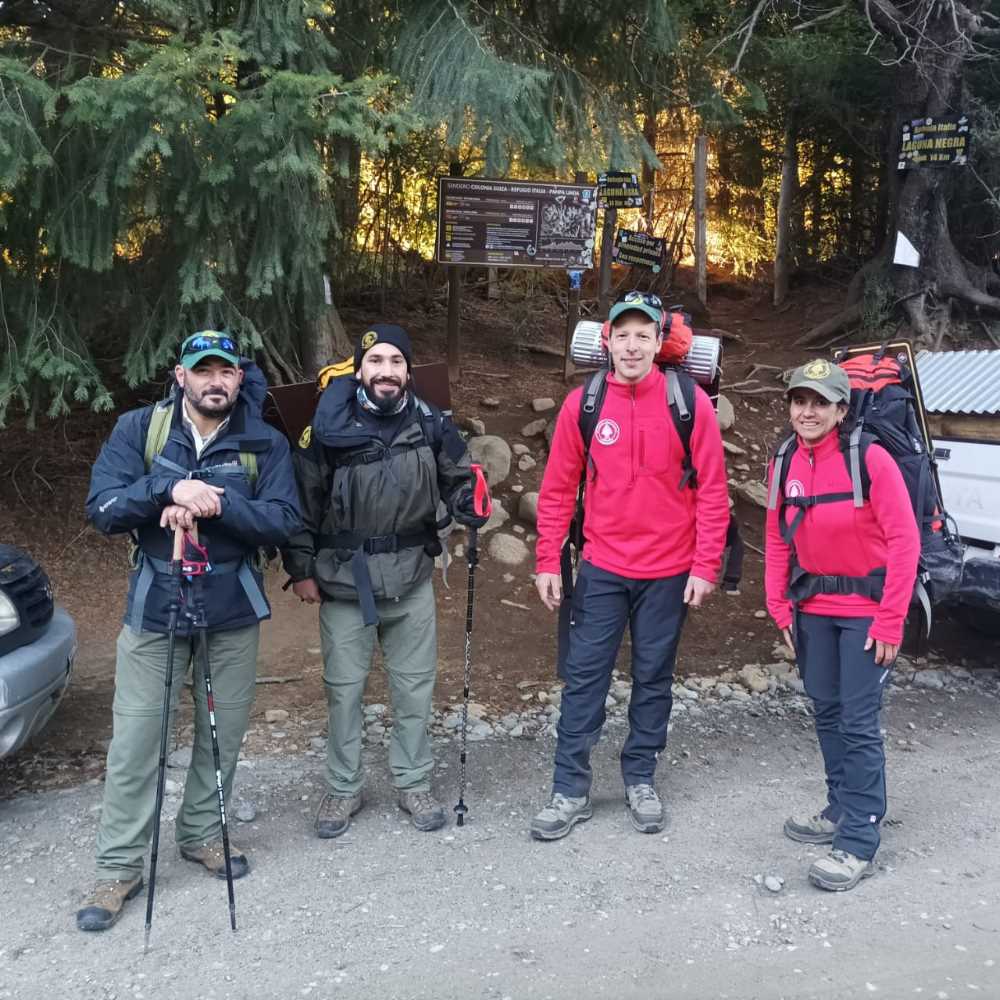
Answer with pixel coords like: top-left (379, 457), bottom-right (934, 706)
top-left (298, 424), bottom-right (312, 449)
top-left (785, 478), bottom-right (804, 498)
top-left (594, 418), bottom-right (620, 446)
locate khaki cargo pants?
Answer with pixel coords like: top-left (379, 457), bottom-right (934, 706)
top-left (95, 624), bottom-right (258, 880)
top-left (319, 578), bottom-right (437, 796)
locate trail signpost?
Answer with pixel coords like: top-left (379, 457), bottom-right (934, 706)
top-left (613, 229), bottom-right (665, 272)
top-left (898, 115), bottom-right (970, 169)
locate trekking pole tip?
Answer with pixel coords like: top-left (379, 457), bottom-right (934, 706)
top-left (454, 800), bottom-right (467, 827)
top-left (143, 925), bottom-right (151, 955)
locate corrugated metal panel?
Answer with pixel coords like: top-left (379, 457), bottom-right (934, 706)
top-left (915, 350), bottom-right (1000, 415)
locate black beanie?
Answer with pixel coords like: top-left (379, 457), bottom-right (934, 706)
top-left (353, 323), bottom-right (413, 373)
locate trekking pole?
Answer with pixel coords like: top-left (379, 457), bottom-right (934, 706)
top-left (184, 526), bottom-right (238, 932)
top-left (144, 526), bottom-right (185, 955)
top-left (454, 464), bottom-right (492, 828)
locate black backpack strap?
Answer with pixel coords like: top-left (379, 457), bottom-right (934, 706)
top-left (666, 367), bottom-right (697, 490)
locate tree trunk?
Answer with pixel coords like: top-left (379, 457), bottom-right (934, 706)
top-left (774, 116), bottom-right (798, 307)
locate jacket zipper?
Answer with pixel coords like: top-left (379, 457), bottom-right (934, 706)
top-left (630, 385), bottom-right (637, 485)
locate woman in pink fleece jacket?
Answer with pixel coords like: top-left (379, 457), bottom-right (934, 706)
top-left (765, 359), bottom-right (919, 893)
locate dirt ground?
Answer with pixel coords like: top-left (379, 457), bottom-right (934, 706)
top-left (0, 276), bottom-right (995, 796)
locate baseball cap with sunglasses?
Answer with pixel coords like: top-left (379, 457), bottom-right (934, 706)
top-left (607, 290), bottom-right (664, 334)
top-left (178, 331), bottom-right (240, 369)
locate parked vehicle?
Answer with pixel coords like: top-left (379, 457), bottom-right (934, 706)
top-left (0, 544), bottom-right (75, 759)
top-left (916, 349), bottom-right (1000, 635)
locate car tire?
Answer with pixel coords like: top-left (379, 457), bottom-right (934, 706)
top-left (0, 544), bottom-right (55, 657)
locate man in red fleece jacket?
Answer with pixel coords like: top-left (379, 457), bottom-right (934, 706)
top-left (530, 295), bottom-right (730, 840)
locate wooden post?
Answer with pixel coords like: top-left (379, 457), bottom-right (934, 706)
top-left (694, 134), bottom-right (707, 308)
top-left (599, 205), bottom-right (617, 316)
top-left (446, 161), bottom-right (463, 378)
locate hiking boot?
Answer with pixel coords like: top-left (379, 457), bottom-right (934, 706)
top-left (179, 841), bottom-right (250, 879)
top-left (398, 790), bottom-right (446, 832)
top-left (315, 792), bottom-right (363, 839)
top-left (784, 811), bottom-right (837, 845)
top-left (76, 876), bottom-right (144, 932)
top-left (808, 849), bottom-right (876, 892)
top-left (625, 783), bottom-right (665, 834)
top-left (530, 792), bottom-right (592, 841)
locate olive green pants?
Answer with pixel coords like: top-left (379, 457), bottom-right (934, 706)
top-left (95, 624), bottom-right (258, 880)
top-left (319, 579), bottom-right (438, 796)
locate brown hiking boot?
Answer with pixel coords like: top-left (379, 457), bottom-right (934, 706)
top-left (76, 876), bottom-right (144, 932)
top-left (315, 792), bottom-right (363, 839)
top-left (398, 790), bottom-right (446, 832)
top-left (179, 841), bottom-right (250, 879)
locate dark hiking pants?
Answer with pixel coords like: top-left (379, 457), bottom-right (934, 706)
top-left (796, 612), bottom-right (892, 861)
top-left (553, 562), bottom-right (688, 798)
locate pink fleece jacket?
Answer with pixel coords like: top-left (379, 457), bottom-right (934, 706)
top-left (764, 428), bottom-right (920, 645)
top-left (535, 367), bottom-right (730, 582)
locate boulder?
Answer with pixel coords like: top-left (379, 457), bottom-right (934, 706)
top-left (737, 664), bottom-right (769, 694)
top-left (716, 394), bottom-right (735, 432)
top-left (467, 435), bottom-right (512, 486)
top-left (518, 491), bottom-right (539, 526)
top-left (735, 480), bottom-right (769, 508)
top-left (531, 397), bottom-right (556, 413)
top-left (520, 418), bottom-right (548, 438)
top-left (487, 533), bottom-right (530, 566)
top-left (460, 417), bottom-right (486, 437)
top-left (518, 454), bottom-right (537, 472)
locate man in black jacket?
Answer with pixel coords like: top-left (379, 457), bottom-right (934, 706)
top-left (77, 332), bottom-right (300, 932)
top-left (282, 324), bottom-right (487, 838)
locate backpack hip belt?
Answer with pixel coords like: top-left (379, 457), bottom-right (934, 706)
top-left (317, 526), bottom-right (440, 626)
top-left (129, 552), bottom-right (268, 633)
top-left (786, 565), bottom-right (886, 603)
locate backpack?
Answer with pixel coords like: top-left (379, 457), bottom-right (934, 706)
top-left (144, 398), bottom-right (258, 487)
top-left (768, 350), bottom-right (963, 632)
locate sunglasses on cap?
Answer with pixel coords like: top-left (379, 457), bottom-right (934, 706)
top-left (180, 333), bottom-right (239, 355)
top-left (619, 291), bottom-right (663, 309)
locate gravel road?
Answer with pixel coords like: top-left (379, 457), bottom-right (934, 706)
top-left (2, 673), bottom-right (999, 1000)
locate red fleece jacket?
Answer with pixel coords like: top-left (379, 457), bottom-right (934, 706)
top-left (764, 428), bottom-right (920, 645)
top-left (535, 367), bottom-right (730, 581)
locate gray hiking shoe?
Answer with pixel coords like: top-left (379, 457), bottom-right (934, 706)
top-left (398, 790), bottom-right (446, 831)
top-left (76, 876), bottom-right (144, 932)
top-left (784, 811), bottom-right (837, 844)
top-left (808, 849), bottom-right (876, 892)
top-left (625, 783), bottom-right (665, 834)
top-left (180, 840), bottom-right (250, 879)
top-left (315, 792), bottom-right (363, 839)
top-left (530, 792), bottom-right (592, 841)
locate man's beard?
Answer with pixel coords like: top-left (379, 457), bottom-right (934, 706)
top-left (365, 377), bottom-right (405, 414)
top-left (184, 383), bottom-right (237, 419)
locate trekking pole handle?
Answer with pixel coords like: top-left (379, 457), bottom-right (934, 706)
top-left (172, 525), bottom-right (185, 562)
top-left (470, 464), bottom-right (492, 519)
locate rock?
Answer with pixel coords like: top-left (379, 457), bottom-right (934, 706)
top-left (735, 481), bottom-right (769, 508)
top-left (737, 664), bottom-right (770, 694)
top-left (531, 397), bottom-right (556, 413)
top-left (716, 683), bottom-right (733, 699)
top-left (913, 669), bottom-right (947, 690)
top-left (764, 875), bottom-right (783, 893)
top-left (235, 801), bottom-right (257, 823)
top-left (518, 454), bottom-right (537, 472)
top-left (508, 724), bottom-right (524, 738)
top-left (479, 498), bottom-right (510, 535)
top-left (518, 491), bottom-right (539, 526)
top-left (512, 484), bottom-right (524, 493)
top-left (512, 443), bottom-right (531, 456)
top-left (461, 417), bottom-right (486, 437)
top-left (487, 533), bottom-right (530, 566)
top-left (521, 418), bottom-right (548, 438)
top-left (716, 394), bottom-right (735, 432)
top-left (468, 435), bottom-right (512, 487)
top-left (265, 709), bottom-right (289, 724)
top-left (753, 609), bottom-right (767, 619)
top-left (722, 440), bottom-right (746, 456)
top-left (168, 746), bottom-right (192, 769)
top-left (481, 397), bottom-right (501, 409)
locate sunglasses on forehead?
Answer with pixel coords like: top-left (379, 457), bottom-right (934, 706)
top-left (181, 333), bottom-right (238, 355)
top-left (619, 290), bottom-right (663, 309)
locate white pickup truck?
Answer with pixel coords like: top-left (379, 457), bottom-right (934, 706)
top-left (916, 349), bottom-right (1000, 633)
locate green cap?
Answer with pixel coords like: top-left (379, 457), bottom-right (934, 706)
top-left (787, 358), bottom-right (850, 403)
top-left (607, 301), bottom-right (663, 335)
top-left (178, 331), bottom-right (240, 369)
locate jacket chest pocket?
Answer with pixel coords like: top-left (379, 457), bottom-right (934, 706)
top-left (198, 462), bottom-right (253, 500)
top-left (636, 417), bottom-right (675, 477)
